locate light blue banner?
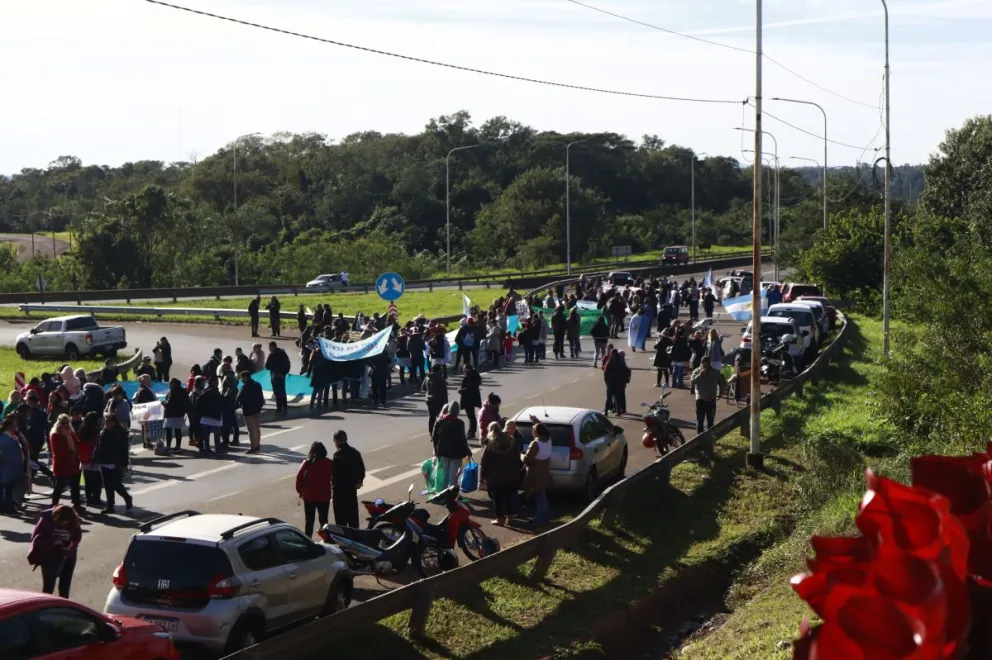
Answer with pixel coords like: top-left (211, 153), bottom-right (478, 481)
top-left (319, 326), bottom-right (392, 362)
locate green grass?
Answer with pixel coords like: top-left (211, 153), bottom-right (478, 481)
top-left (0, 347), bottom-right (105, 397)
top-left (0, 288), bottom-right (512, 326)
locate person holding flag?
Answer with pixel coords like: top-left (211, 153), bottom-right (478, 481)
top-left (702, 268), bottom-right (713, 289)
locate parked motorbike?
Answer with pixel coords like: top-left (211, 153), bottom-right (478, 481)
top-left (363, 484), bottom-right (499, 562)
top-left (759, 334), bottom-right (798, 382)
top-left (640, 390), bottom-right (686, 455)
top-left (319, 485), bottom-right (458, 579)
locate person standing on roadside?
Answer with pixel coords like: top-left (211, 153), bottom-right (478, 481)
top-left (331, 430), bottom-right (365, 528)
top-left (424, 365), bottom-right (448, 434)
top-left (97, 413), bottom-right (133, 514)
top-left (689, 357), bottom-right (726, 434)
top-left (480, 422), bottom-right (521, 526)
top-left (249, 343), bottom-right (265, 373)
top-left (522, 416), bottom-right (552, 525)
top-left (297, 305), bottom-right (308, 335)
top-left (0, 415), bottom-right (26, 515)
top-left (28, 504), bottom-right (82, 598)
top-left (237, 371), bottom-right (265, 455)
top-left (296, 441), bottom-right (334, 537)
top-left (590, 314), bottom-right (610, 367)
top-left (266, 341), bottom-right (291, 415)
top-left (77, 412), bottom-right (102, 507)
top-left (459, 364), bottom-right (482, 441)
top-left (248, 294), bottom-right (261, 338)
top-left (49, 415), bottom-right (81, 509)
top-left (195, 376), bottom-right (225, 454)
top-left (432, 403), bottom-right (469, 488)
top-left (163, 379), bottom-right (190, 454)
top-left (266, 296), bottom-right (282, 337)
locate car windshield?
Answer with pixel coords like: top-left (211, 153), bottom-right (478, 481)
top-left (121, 540), bottom-right (234, 608)
top-left (769, 310), bottom-right (814, 326)
top-left (513, 421), bottom-right (572, 448)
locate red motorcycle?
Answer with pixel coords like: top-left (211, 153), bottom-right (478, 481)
top-left (362, 484), bottom-right (498, 562)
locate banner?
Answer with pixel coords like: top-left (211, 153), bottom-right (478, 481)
top-left (319, 326), bottom-right (392, 362)
top-left (575, 300), bottom-right (600, 312)
top-left (515, 301), bottom-right (531, 320)
top-left (462, 293), bottom-right (472, 318)
top-left (131, 401), bottom-right (164, 423)
top-left (531, 306), bottom-right (604, 336)
top-left (722, 290), bottom-right (768, 322)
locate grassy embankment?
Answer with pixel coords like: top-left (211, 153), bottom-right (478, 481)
top-left (0, 347), bottom-right (105, 398)
top-left (299, 316), bottom-right (883, 659)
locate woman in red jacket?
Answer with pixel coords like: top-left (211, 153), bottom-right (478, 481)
top-left (76, 412), bottom-right (103, 508)
top-left (295, 441), bottom-right (334, 537)
top-left (49, 414), bottom-right (81, 509)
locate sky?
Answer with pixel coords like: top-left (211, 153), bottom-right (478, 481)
top-left (1, 0), bottom-right (991, 174)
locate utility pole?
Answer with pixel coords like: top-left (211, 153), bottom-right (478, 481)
top-left (881, 0), bottom-right (892, 356)
top-left (748, 0), bottom-right (764, 470)
top-left (446, 145), bottom-right (481, 277)
top-left (690, 152), bottom-right (707, 264)
top-left (772, 98), bottom-right (828, 230)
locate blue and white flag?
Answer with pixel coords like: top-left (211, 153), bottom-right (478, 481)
top-left (702, 268), bottom-right (713, 289)
top-left (721, 290), bottom-right (768, 322)
top-left (462, 293), bottom-right (472, 318)
top-left (319, 326), bottom-right (392, 362)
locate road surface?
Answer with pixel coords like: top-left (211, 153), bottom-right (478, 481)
top-left (0, 233), bottom-right (71, 261)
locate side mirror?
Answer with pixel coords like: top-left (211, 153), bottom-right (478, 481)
top-left (613, 425), bottom-right (624, 435)
top-left (407, 484), bottom-right (414, 500)
top-left (30, 328), bottom-right (38, 334)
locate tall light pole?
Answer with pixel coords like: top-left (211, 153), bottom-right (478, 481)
top-left (881, 0), bottom-right (892, 356)
top-left (772, 98), bottom-right (828, 230)
top-left (546, 139), bottom-right (590, 275)
top-left (446, 144), bottom-right (481, 277)
top-left (748, 0), bottom-right (764, 470)
top-left (690, 152), bottom-right (707, 264)
top-left (738, 128), bottom-right (779, 282)
top-left (233, 132), bottom-right (261, 286)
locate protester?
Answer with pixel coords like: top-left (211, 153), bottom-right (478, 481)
top-left (706, 328), bottom-right (725, 373)
top-left (480, 422), bottom-right (522, 526)
top-left (459, 364), bottom-right (482, 441)
top-left (194, 376), bottom-right (224, 454)
top-left (133, 374), bottom-right (156, 404)
top-left (22, 392), bottom-right (49, 475)
top-left (653, 328), bottom-right (674, 388)
top-left (566, 307), bottom-right (581, 358)
top-left (296, 441), bottom-right (334, 537)
top-left (432, 403), bottom-right (470, 488)
top-left (297, 305), bottom-right (308, 334)
top-left (77, 412), bottom-right (102, 507)
top-left (670, 324), bottom-right (692, 389)
top-left (3, 390), bottom-right (22, 417)
top-left (162, 379), bottom-right (189, 453)
top-left (266, 341), bottom-right (291, 415)
top-left (28, 505), bottom-right (82, 598)
top-left (266, 296), bottom-right (282, 337)
top-left (424, 365), bottom-right (448, 434)
top-left (237, 371), bottom-right (265, 455)
top-left (235, 347), bottom-right (253, 375)
top-left (157, 337), bottom-right (173, 381)
top-left (221, 372), bottom-right (241, 447)
top-left (105, 386), bottom-right (132, 430)
top-left (478, 393), bottom-right (502, 444)
top-left (690, 357), bottom-right (726, 434)
top-left (49, 414), bottom-right (81, 509)
top-left (522, 416), bottom-right (552, 525)
top-left (331, 430), bottom-right (365, 528)
top-left (59, 366), bottom-right (81, 398)
top-left (47, 390), bottom-right (70, 428)
top-left (603, 349), bottom-right (631, 416)
top-left (627, 308), bottom-right (647, 352)
top-left (369, 351), bottom-right (391, 410)
top-left (0, 415), bottom-right (25, 515)
top-left (97, 413), bottom-right (133, 514)
top-left (249, 343), bottom-right (265, 373)
top-left (248, 294), bottom-right (261, 337)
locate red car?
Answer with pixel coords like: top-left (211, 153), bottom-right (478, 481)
top-left (781, 282), bottom-right (823, 303)
top-left (797, 295), bottom-right (838, 328)
top-left (0, 588), bottom-right (180, 660)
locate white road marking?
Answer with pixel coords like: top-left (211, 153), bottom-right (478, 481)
top-left (550, 385), bottom-right (561, 392)
top-left (526, 393), bottom-right (542, 400)
top-left (367, 465), bottom-right (396, 476)
top-left (569, 377), bottom-right (582, 384)
top-left (207, 490), bottom-right (243, 503)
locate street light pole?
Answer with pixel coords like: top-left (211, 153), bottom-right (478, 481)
top-left (881, 0), bottom-right (892, 356)
top-left (747, 0), bottom-right (764, 470)
top-left (772, 98), bottom-right (828, 230)
top-left (737, 129), bottom-right (779, 281)
top-left (547, 139), bottom-right (590, 275)
top-left (233, 132), bottom-right (261, 286)
top-left (446, 145), bottom-right (481, 277)
top-left (690, 152), bottom-right (707, 264)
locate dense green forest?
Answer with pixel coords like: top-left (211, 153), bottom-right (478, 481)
top-left (0, 111), bottom-right (897, 291)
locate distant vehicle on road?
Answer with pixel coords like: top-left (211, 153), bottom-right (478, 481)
top-left (304, 274), bottom-right (346, 293)
top-left (607, 271), bottom-right (634, 287)
top-left (510, 406), bottom-right (628, 502)
top-left (15, 315), bottom-right (127, 361)
top-left (0, 588), bottom-right (180, 659)
top-left (105, 511), bottom-right (352, 655)
top-left (662, 245), bottom-right (690, 266)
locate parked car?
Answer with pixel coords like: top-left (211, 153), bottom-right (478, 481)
top-left (0, 588), bottom-right (180, 660)
top-left (740, 316), bottom-right (804, 360)
top-left (792, 299), bottom-right (829, 340)
top-left (510, 406), bottom-right (628, 502)
top-left (662, 245), bottom-right (690, 265)
top-left (767, 303), bottom-right (818, 352)
top-left (781, 282), bottom-right (823, 303)
top-left (797, 295), bottom-right (837, 328)
top-left (15, 315), bottom-right (127, 360)
top-left (760, 281), bottom-right (782, 291)
top-left (304, 274), bottom-right (346, 293)
top-left (607, 271), bottom-right (634, 287)
top-left (105, 512), bottom-right (352, 655)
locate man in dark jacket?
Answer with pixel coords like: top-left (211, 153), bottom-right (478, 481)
top-left (203, 349), bottom-right (222, 380)
top-left (157, 337), bottom-right (173, 381)
top-left (424, 365), bottom-right (448, 434)
top-left (194, 376), bottom-right (225, 454)
top-left (265, 342), bottom-right (291, 414)
top-left (407, 330), bottom-right (427, 386)
top-left (21, 393), bottom-right (50, 475)
top-left (551, 307), bottom-right (567, 359)
top-left (248, 295), bottom-right (261, 337)
top-left (237, 371), bottom-right (265, 454)
top-left (368, 352), bottom-right (391, 410)
top-left (331, 430), bottom-right (365, 528)
top-left (97, 414), bottom-right (133, 514)
top-left (431, 403), bottom-right (470, 488)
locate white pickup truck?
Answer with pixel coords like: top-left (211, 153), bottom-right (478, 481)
top-left (15, 315), bottom-right (127, 360)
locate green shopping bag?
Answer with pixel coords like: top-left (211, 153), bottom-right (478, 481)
top-left (421, 457), bottom-right (449, 496)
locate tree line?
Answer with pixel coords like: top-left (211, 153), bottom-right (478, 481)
top-left (1, 110), bottom-right (893, 292)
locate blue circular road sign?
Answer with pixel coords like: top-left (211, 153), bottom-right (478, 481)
top-left (375, 272), bottom-right (406, 302)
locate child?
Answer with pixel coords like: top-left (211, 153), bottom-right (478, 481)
top-left (503, 330), bottom-right (516, 363)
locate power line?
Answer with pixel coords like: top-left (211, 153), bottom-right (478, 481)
top-left (565, 0), bottom-right (877, 110)
top-left (758, 105), bottom-right (874, 150)
top-left (145, 0), bottom-right (746, 106)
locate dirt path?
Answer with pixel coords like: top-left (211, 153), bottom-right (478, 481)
top-left (0, 233), bottom-right (70, 261)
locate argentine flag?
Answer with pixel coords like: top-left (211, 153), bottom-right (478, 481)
top-left (702, 268), bottom-right (713, 289)
top-left (462, 293), bottom-right (473, 318)
top-left (721, 289), bottom-right (768, 321)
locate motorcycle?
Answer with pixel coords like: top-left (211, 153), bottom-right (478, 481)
top-left (640, 390), bottom-right (686, 455)
top-left (363, 484), bottom-right (499, 562)
top-left (319, 485), bottom-right (458, 579)
top-left (759, 334), bottom-right (798, 382)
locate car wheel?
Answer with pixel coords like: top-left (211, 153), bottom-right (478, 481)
top-left (16, 343), bottom-right (30, 359)
top-left (617, 447), bottom-right (628, 480)
top-left (65, 344), bottom-right (80, 361)
top-left (224, 616), bottom-right (264, 654)
top-left (321, 578), bottom-right (352, 616)
top-left (584, 467), bottom-right (599, 503)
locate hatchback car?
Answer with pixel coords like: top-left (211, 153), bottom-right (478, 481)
top-left (767, 304), bottom-right (818, 352)
top-left (105, 512), bottom-right (352, 655)
top-left (510, 407), bottom-right (628, 502)
top-left (0, 589), bottom-right (179, 660)
top-left (662, 245), bottom-right (690, 265)
top-left (304, 274), bottom-right (345, 293)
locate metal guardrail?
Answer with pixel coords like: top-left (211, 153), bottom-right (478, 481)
top-left (0, 250), bottom-right (762, 306)
top-left (227, 310), bottom-right (851, 660)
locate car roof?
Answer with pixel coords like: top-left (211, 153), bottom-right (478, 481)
top-left (513, 406), bottom-right (590, 424)
top-left (664, 245), bottom-right (688, 249)
top-left (138, 514), bottom-right (275, 543)
top-left (769, 303), bottom-right (814, 313)
top-left (750, 316), bottom-right (796, 326)
top-left (0, 589), bottom-right (65, 609)
top-left (38, 315), bottom-right (93, 323)
top-left (785, 282), bottom-right (820, 289)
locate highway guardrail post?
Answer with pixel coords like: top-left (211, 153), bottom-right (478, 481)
top-left (408, 582), bottom-right (437, 639)
top-left (599, 490), bottom-right (627, 529)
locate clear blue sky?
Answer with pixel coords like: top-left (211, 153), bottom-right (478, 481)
top-left (1, 0), bottom-right (989, 173)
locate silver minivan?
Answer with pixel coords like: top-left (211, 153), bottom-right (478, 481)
top-left (510, 406), bottom-right (628, 502)
top-left (105, 512), bottom-right (352, 655)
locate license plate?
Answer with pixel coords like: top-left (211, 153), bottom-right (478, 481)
top-left (142, 616), bottom-right (179, 632)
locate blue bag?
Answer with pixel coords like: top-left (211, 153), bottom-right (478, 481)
top-left (460, 460), bottom-right (479, 493)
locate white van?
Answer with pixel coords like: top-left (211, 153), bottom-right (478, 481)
top-left (767, 304), bottom-right (817, 353)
